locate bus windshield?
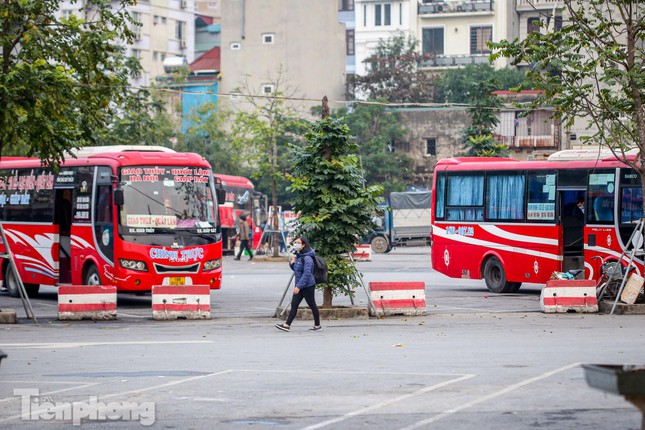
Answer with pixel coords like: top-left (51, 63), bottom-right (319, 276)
top-left (119, 166), bottom-right (217, 236)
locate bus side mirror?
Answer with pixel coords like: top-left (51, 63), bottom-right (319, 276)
top-left (114, 188), bottom-right (124, 206)
top-left (216, 188), bottom-right (226, 204)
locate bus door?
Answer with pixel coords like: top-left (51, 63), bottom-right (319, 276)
top-left (558, 189), bottom-right (586, 273)
top-left (55, 188), bottom-right (74, 284)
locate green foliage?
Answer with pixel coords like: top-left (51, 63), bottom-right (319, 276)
top-left (287, 117), bottom-right (383, 305)
top-left (435, 64), bottom-right (526, 104)
top-left (489, 0), bottom-right (645, 179)
top-left (95, 89), bottom-right (176, 147)
top-left (461, 80), bottom-right (508, 157)
top-left (340, 103), bottom-right (413, 194)
top-left (349, 32), bottom-right (436, 103)
top-left (0, 0), bottom-right (139, 164)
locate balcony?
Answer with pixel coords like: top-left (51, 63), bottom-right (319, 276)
top-left (418, 0), bottom-right (493, 16)
top-left (495, 135), bottom-right (558, 149)
top-left (420, 54), bottom-right (491, 68)
top-left (516, 0), bottom-right (562, 12)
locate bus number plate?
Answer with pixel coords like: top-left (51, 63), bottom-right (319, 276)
top-left (169, 277), bottom-right (186, 286)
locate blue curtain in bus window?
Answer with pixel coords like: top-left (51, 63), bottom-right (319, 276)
top-left (486, 174), bottom-right (525, 220)
top-left (621, 187), bottom-right (643, 223)
top-left (446, 175), bottom-right (484, 221)
top-left (435, 175), bottom-right (445, 219)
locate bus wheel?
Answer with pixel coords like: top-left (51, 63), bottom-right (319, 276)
top-left (371, 236), bottom-right (389, 254)
top-left (483, 257), bottom-right (514, 293)
top-left (84, 265), bottom-right (101, 286)
top-left (3, 265), bottom-right (39, 298)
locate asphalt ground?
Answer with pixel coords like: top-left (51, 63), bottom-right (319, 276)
top-left (0, 247), bottom-right (644, 429)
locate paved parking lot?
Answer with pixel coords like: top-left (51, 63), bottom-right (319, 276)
top-left (1, 248), bottom-right (644, 429)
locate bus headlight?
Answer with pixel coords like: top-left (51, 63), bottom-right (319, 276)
top-left (119, 259), bottom-right (148, 272)
top-left (203, 259), bottom-right (222, 271)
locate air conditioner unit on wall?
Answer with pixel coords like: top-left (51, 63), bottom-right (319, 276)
top-left (180, 40), bottom-right (187, 49)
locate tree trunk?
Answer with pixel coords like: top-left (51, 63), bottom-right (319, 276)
top-left (322, 286), bottom-right (333, 308)
top-left (271, 133), bottom-right (280, 258)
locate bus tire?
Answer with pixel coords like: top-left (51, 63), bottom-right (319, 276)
top-left (3, 265), bottom-right (39, 297)
top-left (84, 264), bottom-right (102, 286)
top-left (371, 236), bottom-right (390, 254)
top-left (483, 257), bottom-right (514, 293)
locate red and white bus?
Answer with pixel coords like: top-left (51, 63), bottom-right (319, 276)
top-left (0, 145), bottom-right (225, 297)
top-left (430, 149), bottom-right (643, 293)
top-left (214, 174), bottom-right (267, 253)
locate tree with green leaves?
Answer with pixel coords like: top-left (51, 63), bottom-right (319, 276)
top-left (461, 80), bottom-right (509, 157)
top-left (434, 64), bottom-right (526, 104)
top-left (490, 1), bottom-right (645, 206)
top-left (287, 115), bottom-right (383, 307)
top-left (349, 32), bottom-right (436, 103)
top-left (95, 89), bottom-right (176, 148)
top-left (0, 0), bottom-right (139, 163)
top-left (231, 69), bottom-right (308, 256)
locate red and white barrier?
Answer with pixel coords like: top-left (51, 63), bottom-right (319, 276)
top-left (352, 244), bottom-right (372, 262)
top-left (540, 280), bottom-right (598, 313)
top-left (58, 285), bottom-right (117, 321)
top-left (369, 282), bottom-right (426, 317)
top-left (152, 285), bottom-right (211, 320)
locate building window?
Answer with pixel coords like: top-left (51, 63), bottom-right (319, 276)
top-left (262, 84), bottom-right (275, 94)
top-left (470, 25), bottom-right (492, 55)
top-left (346, 29), bottom-right (355, 56)
top-left (153, 15), bottom-right (159, 25)
top-left (399, 3), bottom-right (403, 25)
top-left (230, 42), bottom-right (241, 50)
top-left (208, 2), bottom-right (217, 9)
top-left (363, 4), bottom-right (367, 27)
top-left (375, 4), bottom-right (391, 26)
top-left (425, 138), bottom-right (437, 156)
top-left (422, 28), bottom-right (444, 55)
top-left (152, 51), bottom-right (158, 61)
top-left (131, 49), bottom-right (141, 59)
top-left (339, 0), bottom-right (354, 11)
top-left (161, 53), bottom-right (166, 61)
top-left (527, 17), bottom-right (541, 34)
top-left (175, 20), bottom-right (186, 41)
top-left (161, 17), bottom-right (167, 25)
top-left (262, 33), bottom-right (274, 44)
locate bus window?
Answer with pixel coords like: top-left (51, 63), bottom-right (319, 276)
top-left (588, 172), bottom-right (615, 224)
top-left (434, 174), bottom-right (445, 219)
top-left (446, 174), bottom-right (484, 221)
top-left (527, 172), bottom-right (556, 222)
top-left (486, 173), bottom-right (525, 221)
top-left (621, 187), bottom-right (643, 224)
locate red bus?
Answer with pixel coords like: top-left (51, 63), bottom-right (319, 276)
top-left (214, 174), bottom-right (267, 253)
top-left (0, 145), bottom-right (225, 297)
top-left (430, 149), bottom-right (643, 293)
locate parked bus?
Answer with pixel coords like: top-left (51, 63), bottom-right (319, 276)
top-left (430, 149), bottom-right (643, 293)
top-left (0, 145), bottom-right (225, 297)
top-left (214, 174), bottom-right (267, 253)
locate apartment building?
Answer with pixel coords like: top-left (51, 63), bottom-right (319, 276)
top-left (58, 1), bottom-right (196, 88)
top-left (220, 0), bottom-right (347, 116)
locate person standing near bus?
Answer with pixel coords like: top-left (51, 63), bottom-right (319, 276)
top-left (234, 214), bottom-right (253, 261)
top-left (275, 236), bottom-right (321, 332)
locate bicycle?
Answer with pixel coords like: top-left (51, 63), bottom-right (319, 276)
top-left (592, 256), bottom-right (633, 301)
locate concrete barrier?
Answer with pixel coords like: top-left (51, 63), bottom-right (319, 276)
top-left (369, 282), bottom-right (426, 317)
top-left (352, 244), bottom-right (372, 262)
top-left (58, 285), bottom-right (117, 321)
top-left (540, 279), bottom-right (598, 313)
top-left (152, 285), bottom-right (211, 320)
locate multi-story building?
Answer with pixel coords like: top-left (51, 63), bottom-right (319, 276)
top-left (354, 0), bottom-right (416, 76)
top-left (220, 0), bottom-right (347, 116)
top-left (58, 1), bottom-right (196, 88)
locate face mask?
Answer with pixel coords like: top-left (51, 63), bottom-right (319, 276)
top-left (293, 243), bottom-right (302, 251)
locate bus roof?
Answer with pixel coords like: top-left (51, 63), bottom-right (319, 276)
top-left (67, 145), bottom-right (176, 158)
top-left (213, 173), bottom-right (254, 189)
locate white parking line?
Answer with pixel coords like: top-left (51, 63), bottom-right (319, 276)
top-left (300, 374), bottom-right (476, 430)
top-left (398, 362), bottom-right (581, 430)
top-left (0, 340), bottom-right (214, 349)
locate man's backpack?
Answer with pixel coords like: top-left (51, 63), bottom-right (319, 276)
top-left (310, 255), bottom-right (328, 285)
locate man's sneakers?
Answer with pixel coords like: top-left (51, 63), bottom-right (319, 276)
top-left (274, 323), bottom-right (290, 332)
top-left (308, 326), bottom-right (322, 332)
